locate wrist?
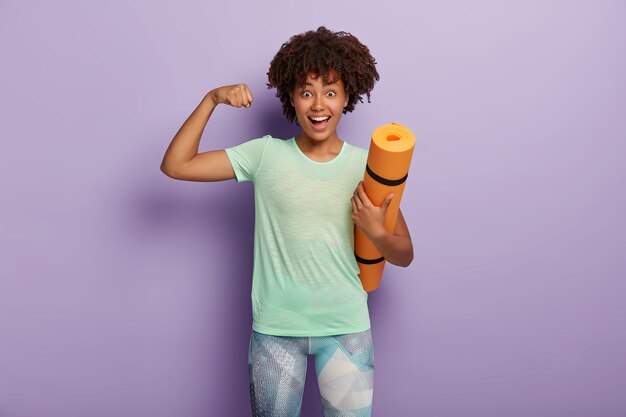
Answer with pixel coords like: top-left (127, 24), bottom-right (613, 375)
top-left (367, 226), bottom-right (389, 243)
top-left (205, 90), bottom-right (219, 106)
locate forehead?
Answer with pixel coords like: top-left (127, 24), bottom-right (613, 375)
top-left (299, 70), bottom-right (342, 87)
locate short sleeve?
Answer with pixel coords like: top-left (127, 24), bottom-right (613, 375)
top-left (224, 136), bottom-right (270, 182)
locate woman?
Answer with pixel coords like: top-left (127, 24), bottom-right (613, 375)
top-left (161, 26), bottom-right (413, 417)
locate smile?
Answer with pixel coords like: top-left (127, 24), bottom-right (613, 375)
top-left (308, 116), bottom-right (331, 131)
top-left (309, 116), bottom-right (330, 131)
top-left (309, 116), bottom-right (330, 122)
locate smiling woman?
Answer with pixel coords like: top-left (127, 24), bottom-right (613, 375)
top-left (160, 26), bottom-right (412, 417)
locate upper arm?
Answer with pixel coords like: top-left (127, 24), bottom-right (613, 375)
top-left (161, 149), bottom-right (235, 182)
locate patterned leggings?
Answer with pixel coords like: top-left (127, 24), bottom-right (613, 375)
top-left (248, 328), bottom-right (374, 417)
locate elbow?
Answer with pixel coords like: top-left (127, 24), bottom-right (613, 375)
top-left (402, 253), bottom-right (414, 268)
top-left (160, 161), bottom-right (178, 179)
top-left (387, 254), bottom-right (413, 268)
top-left (380, 237), bottom-right (414, 268)
top-left (394, 248), bottom-right (414, 268)
top-left (405, 248), bottom-right (414, 267)
top-left (397, 255), bottom-right (413, 268)
top-left (160, 163), bottom-right (172, 177)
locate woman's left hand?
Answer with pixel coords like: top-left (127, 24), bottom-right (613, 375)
top-left (351, 181), bottom-right (393, 239)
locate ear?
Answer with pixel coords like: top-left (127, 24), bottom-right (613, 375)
top-left (343, 97), bottom-right (348, 108)
top-left (290, 95), bottom-right (295, 106)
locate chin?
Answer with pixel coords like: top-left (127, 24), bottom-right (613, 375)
top-left (305, 133), bottom-right (334, 142)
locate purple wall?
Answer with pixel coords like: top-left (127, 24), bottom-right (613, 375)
top-left (1, 1), bottom-right (625, 416)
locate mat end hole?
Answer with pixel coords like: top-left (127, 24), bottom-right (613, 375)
top-left (386, 135), bottom-right (400, 141)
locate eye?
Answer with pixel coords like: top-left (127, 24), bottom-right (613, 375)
top-left (326, 91), bottom-right (336, 97)
top-left (302, 91), bottom-right (312, 98)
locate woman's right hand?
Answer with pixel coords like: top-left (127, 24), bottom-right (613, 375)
top-left (208, 83), bottom-right (254, 108)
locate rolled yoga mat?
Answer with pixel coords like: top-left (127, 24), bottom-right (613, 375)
top-left (355, 122), bottom-right (416, 292)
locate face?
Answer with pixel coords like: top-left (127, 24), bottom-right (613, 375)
top-left (291, 72), bottom-right (349, 144)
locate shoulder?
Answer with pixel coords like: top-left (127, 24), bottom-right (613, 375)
top-left (262, 135), bottom-right (294, 147)
top-left (230, 135), bottom-right (289, 151)
top-left (343, 140), bottom-right (368, 164)
top-left (343, 139), bottom-right (367, 152)
top-left (244, 135), bottom-right (295, 163)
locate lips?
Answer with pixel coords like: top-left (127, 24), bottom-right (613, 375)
top-left (308, 115), bottom-right (331, 131)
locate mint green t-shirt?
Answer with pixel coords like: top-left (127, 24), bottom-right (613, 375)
top-left (225, 135), bottom-right (371, 336)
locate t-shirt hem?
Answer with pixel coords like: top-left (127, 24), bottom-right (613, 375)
top-left (252, 322), bottom-right (371, 337)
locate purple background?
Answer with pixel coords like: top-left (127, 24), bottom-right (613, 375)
top-left (1, 1), bottom-right (625, 416)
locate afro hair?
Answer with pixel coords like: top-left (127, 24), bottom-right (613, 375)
top-left (267, 26), bottom-right (380, 123)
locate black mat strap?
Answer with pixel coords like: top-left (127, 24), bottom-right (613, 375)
top-left (366, 164), bottom-right (408, 187)
top-left (355, 254), bottom-right (385, 265)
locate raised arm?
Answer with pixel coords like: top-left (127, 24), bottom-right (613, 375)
top-left (160, 84), bottom-right (253, 182)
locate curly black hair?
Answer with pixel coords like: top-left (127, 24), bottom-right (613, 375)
top-left (267, 26), bottom-right (380, 123)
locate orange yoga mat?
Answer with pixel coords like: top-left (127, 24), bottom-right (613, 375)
top-left (355, 122), bottom-right (416, 292)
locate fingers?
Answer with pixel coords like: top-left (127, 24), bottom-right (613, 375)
top-left (231, 84), bottom-right (253, 108)
top-left (354, 181), bottom-right (371, 207)
top-left (383, 193), bottom-right (394, 207)
top-left (352, 188), bottom-right (364, 210)
top-left (235, 83), bottom-right (253, 108)
top-left (216, 83), bottom-right (254, 108)
top-left (244, 84), bottom-right (254, 106)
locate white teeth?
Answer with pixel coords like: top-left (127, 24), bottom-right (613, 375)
top-left (310, 116), bottom-right (330, 121)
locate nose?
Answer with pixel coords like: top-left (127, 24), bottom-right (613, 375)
top-left (312, 94), bottom-right (324, 111)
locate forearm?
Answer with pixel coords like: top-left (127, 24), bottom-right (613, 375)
top-left (367, 229), bottom-right (414, 267)
top-left (161, 93), bottom-right (218, 172)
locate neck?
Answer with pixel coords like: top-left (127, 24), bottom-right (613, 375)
top-left (295, 134), bottom-right (343, 154)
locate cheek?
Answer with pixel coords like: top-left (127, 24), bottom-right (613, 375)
top-left (292, 102), bottom-right (304, 117)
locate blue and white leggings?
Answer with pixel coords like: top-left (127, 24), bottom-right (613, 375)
top-left (248, 328), bottom-right (374, 417)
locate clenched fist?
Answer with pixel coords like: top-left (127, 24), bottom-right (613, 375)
top-left (208, 83), bottom-right (254, 108)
